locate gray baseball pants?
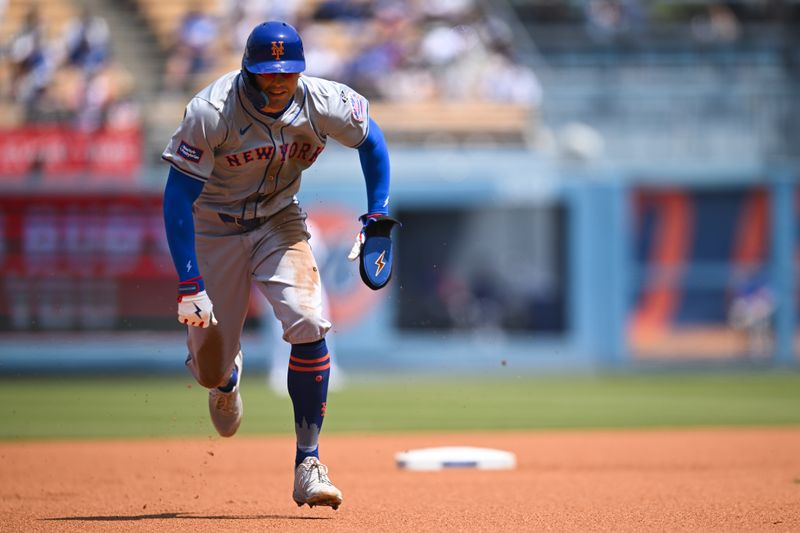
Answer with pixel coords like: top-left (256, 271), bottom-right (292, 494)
top-left (184, 203), bottom-right (331, 389)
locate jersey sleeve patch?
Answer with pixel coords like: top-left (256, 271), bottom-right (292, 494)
top-left (178, 140), bottom-right (204, 163)
top-left (349, 92), bottom-right (366, 123)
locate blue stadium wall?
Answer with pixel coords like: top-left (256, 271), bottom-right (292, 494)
top-left (0, 147), bottom-right (797, 373)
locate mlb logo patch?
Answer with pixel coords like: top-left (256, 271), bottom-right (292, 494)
top-left (348, 92), bottom-right (366, 123)
top-left (178, 140), bottom-right (203, 163)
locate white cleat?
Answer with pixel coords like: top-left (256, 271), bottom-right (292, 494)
top-left (292, 457), bottom-right (343, 510)
top-left (208, 351), bottom-right (243, 437)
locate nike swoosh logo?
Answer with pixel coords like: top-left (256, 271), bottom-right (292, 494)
top-left (239, 123), bottom-right (253, 135)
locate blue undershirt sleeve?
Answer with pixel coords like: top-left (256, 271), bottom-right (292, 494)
top-left (357, 117), bottom-right (390, 215)
top-left (163, 166), bottom-right (205, 286)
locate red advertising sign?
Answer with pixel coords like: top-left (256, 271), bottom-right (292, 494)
top-left (0, 126), bottom-right (142, 186)
top-left (0, 195), bottom-right (381, 332)
top-left (0, 193), bottom-right (176, 330)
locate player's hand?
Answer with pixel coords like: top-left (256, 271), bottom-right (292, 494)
top-left (346, 230), bottom-right (365, 261)
top-left (177, 290), bottom-right (218, 328)
top-left (346, 214), bottom-right (380, 262)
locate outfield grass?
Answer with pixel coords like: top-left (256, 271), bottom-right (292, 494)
top-left (1, 372), bottom-right (799, 440)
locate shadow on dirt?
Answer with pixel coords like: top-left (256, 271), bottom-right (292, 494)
top-left (42, 512), bottom-right (331, 521)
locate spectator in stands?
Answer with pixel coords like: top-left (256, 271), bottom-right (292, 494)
top-left (419, 23), bottom-right (469, 68)
top-left (584, 0), bottom-right (646, 43)
top-left (73, 64), bottom-right (119, 130)
top-left (323, 0), bottom-right (543, 114)
top-left (478, 50), bottom-right (542, 108)
top-left (312, 0), bottom-right (372, 22)
top-left (220, 0), bottom-right (302, 53)
top-left (343, 6), bottom-right (410, 99)
top-left (7, 6), bottom-right (53, 114)
top-left (585, 0), bottom-right (623, 42)
top-left (472, 11), bottom-right (541, 106)
top-left (164, 3), bottom-right (219, 93)
top-left (378, 65), bottom-right (437, 102)
top-left (691, 3), bottom-right (741, 44)
top-left (369, 6), bottom-right (437, 102)
top-left (3, 5), bottom-right (140, 132)
top-left (60, 6), bottom-right (111, 74)
top-left (301, 23), bottom-right (348, 79)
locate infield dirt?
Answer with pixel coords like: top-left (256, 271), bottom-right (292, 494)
top-left (2, 428), bottom-right (799, 532)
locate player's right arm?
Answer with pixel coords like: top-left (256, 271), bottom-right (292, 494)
top-left (163, 166), bottom-right (217, 328)
top-left (161, 96), bottom-right (228, 328)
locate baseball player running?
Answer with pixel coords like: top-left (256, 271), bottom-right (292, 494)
top-left (161, 21), bottom-right (399, 510)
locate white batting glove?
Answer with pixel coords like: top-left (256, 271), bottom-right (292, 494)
top-left (177, 290), bottom-right (218, 328)
top-left (346, 230), bottom-right (364, 261)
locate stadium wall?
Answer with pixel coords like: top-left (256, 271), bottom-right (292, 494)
top-left (0, 148), bottom-right (797, 373)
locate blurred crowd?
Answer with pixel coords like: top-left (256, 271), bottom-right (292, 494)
top-left (162, 0), bottom-right (543, 109)
top-left (1, 5), bottom-right (141, 130)
top-left (2, 0), bottom-right (795, 132)
top-left (1, 0), bottom-right (548, 133)
top-left (582, 0), bottom-right (743, 44)
top-left (528, 0), bottom-right (799, 46)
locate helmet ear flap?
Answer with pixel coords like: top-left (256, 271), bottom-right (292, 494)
top-left (240, 67), bottom-right (269, 109)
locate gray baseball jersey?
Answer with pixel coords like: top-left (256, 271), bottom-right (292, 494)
top-left (163, 70), bottom-right (369, 225)
top-left (163, 71), bottom-right (371, 382)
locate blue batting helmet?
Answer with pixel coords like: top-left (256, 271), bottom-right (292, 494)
top-left (242, 21), bottom-right (305, 74)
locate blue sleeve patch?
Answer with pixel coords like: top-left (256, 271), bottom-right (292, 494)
top-left (178, 140), bottom-right (204, 163)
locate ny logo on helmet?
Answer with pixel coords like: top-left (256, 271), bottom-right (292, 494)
top-left (271, 41), bottom-right (284, 60)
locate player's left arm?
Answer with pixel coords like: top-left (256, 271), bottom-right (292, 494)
top-left (356, 117), bottom-right (390, 216)
top-left (348, 118), bottom-right (401, 289)
top-left (316, 82), bottom-right (399, 287)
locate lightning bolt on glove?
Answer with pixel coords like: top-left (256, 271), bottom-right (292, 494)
top-left (347, 214), bottom-right (401, 290)
top-left (177, 277), bottom-right (218, 328)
